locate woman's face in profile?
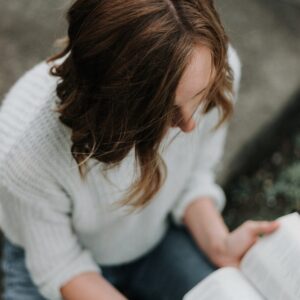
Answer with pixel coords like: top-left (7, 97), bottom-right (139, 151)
top-left (172, 44), bottom-right (213, 133)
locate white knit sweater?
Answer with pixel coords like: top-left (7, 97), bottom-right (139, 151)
top-left (0, 45), bottom-right (241, 300)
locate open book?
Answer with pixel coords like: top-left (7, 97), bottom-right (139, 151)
top-left (183, 212), bottom-right (300, 300)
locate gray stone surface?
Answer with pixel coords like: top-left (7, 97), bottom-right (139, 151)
top-left (0, 0), bottom-right (299, 185)
top-left (215, 0), bottom-right (300, 184)
top-left (0, 1), bottom-right (68, 95)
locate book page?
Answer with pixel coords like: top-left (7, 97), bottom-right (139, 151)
top-left (183, 267), bottom-right (264, 300)
top-left (240, 212), bottom-right (300, 300)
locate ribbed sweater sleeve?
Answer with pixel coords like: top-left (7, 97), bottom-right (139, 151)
top-left (0, 89), bottom-right (100, 299)
top-left (170, 44), bottom-right (242, 224)
top-left (0, 186), bottom-right (100, 300)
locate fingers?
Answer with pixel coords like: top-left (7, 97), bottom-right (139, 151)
top-left (243, 220), bottom-right (280, 236)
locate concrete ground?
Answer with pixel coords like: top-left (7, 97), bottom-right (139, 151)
top-left (0, 0), bottom-right (299, 183)
top-left (215, 0), bottom-right (300, 184)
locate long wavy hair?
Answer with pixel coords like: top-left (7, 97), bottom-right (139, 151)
top-left (47, 0), bottom-right (233, 211)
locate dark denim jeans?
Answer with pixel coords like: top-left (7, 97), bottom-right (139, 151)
top-left (1, 219), bottom-right (217, 300)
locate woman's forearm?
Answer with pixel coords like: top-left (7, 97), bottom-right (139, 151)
top-left (183, 196), bottom-right (229, 265)
top-left (183, 196), bottom-right (280, 268)
top-left (60, 272), bottom-right (128, 300)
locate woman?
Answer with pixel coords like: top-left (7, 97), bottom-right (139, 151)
top-left (0, 1), bottom-right (279, 300)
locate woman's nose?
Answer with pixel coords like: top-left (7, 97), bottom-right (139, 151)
top-left (179, 118), bottom-right (196, 132)
top-left (177, 106), bottom-right (196, 133)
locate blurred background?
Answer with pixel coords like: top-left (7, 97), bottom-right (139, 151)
top-left (0, 0), bottom-right (299, 293)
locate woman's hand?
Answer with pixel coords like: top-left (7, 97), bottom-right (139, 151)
top-left (184, 197), bottom-right (281, 270)
top-left (210, 220), bottom-right (280, 268)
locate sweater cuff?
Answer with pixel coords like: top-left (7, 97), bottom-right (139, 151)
top-left (170, 182), bottom-right (226, 226)
top-left (39, 250), bottom-right (101, 300)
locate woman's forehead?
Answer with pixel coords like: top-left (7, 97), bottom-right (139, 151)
top-left (175, 45), bottom-right (213, 105)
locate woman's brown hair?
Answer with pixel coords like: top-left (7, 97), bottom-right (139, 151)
top-left (47, 0), bottom-right (233, 211)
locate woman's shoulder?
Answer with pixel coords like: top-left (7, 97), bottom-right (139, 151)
top-left (0, 60), bottom-right (73, 180)
top-left (0, 101), bottom-right (75, 215)
top-left (1, 60), bottom-right (58, 107)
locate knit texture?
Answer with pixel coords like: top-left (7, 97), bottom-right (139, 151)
top-left (0, 45), bottom-right (241, 300)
